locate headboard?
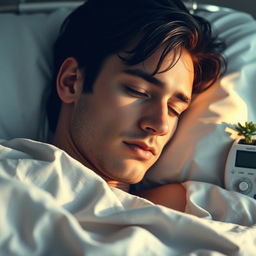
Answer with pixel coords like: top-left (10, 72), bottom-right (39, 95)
top-left (0, 0), bottom-right (235, 14)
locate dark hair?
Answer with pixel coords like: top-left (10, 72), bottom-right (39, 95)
top-left (47, 0), bottom-right (226, 132)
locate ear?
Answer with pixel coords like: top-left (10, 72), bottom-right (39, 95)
top-left (56, 57), bottom-right (83, 104)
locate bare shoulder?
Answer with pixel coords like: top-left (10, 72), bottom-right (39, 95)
top-left (137, 183), bottom-right (186, 212)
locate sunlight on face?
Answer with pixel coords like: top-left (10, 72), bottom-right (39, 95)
top-left (69, 49), bottom-right (194, 184)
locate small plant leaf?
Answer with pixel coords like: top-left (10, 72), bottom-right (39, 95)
top-left (234, 121), bottom-right (256, 144)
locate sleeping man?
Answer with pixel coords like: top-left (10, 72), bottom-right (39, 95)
top-left (46, 0), bottom-right (225, 211)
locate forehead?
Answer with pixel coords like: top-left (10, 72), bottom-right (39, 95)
top-left (95, 48), bottom-right (194, 96)
top-left (142, 47), bottom-right (193, 75)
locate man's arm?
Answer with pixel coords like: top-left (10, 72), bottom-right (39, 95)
top-left (137, 184), bottom-right (186, 212)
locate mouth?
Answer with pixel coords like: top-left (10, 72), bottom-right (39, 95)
top-left (123, 141), bottom-right (156, 161)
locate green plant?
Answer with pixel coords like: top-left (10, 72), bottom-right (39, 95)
top-left (235, 122), bottom-right (256, 144)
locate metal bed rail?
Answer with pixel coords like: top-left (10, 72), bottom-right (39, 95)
top-left (0, 1), bottom-right (82, 13)
top-left (0, 1), bottom-right (234, 14)
top-left (185, 1), bottom-right (233, 14)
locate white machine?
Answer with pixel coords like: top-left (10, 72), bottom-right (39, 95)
top-left (225, 138), bottom-right (256, 199)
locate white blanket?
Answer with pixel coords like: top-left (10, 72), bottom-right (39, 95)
top-left (1, 138), bottom-right (256, 255)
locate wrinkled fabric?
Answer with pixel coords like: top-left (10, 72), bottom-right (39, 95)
top-left (0, 138), bottom-right (256, 256)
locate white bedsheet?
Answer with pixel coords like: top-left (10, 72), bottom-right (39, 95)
top-left (0, 138), bottom-right (256, 255)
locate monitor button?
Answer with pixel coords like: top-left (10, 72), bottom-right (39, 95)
top-left (238, 181), bottom-right (249, 192)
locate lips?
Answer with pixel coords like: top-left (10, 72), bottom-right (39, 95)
top-left (123, 141), bottom-right (156, 160)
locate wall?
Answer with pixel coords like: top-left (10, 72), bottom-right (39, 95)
top-left (196, 0), bottom-right (256, 18)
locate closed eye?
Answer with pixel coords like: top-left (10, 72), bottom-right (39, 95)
top-left (124, 86), bottom-right (148, 98)
top-left (168, 106), bottom-right (181, 117)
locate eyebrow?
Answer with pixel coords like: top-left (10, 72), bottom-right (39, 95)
top-left (124, 68), bottom-right (164, 87)
top-left (123, 68), bottom-right (191, 104)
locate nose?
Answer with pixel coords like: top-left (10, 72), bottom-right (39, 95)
top-left (139, 103), bottom-right (172, 136)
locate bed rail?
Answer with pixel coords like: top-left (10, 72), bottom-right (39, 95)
top-left (0, 2), bottom-right (82, 13)
top-left (184, 1), bottom-right (233, 14)
top-left (0, 1), bottom-right (234, 14)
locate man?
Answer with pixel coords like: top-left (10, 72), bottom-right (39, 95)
top-left (47, 0), bottom-right (225, 211)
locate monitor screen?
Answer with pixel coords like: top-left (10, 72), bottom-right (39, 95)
top-left (235, 150), bottom-right (256, 169)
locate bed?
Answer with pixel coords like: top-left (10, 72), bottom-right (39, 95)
top-left (0, 0), bottom-right (256, 255)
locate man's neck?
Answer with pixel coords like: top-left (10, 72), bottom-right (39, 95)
top-left (53, 124), bottom-right (130, 193)
top-left (107, 181), bottom-right (130, 192)
top-left (52, 106), bottom-right (131, 193)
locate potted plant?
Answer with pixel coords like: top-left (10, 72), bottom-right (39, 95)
top-left (224, 122), bottom-right (256, 196)
top-left (234, 121), bottom-right (256, 145)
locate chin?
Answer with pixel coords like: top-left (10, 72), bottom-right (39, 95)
top-left (118, 170), bottom-right (146, 184)
top-left (105, 159), bottom-right (150, 184)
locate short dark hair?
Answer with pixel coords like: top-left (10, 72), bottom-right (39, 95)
top-left (47, 0), bottom-right (225, 132)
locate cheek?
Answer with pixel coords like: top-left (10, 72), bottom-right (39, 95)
top-left (100, 107), bottom-right (136, 140)
top-left (100, 100), bottom-right (142, 134)
top-left (72, 98), bottom-right (129, 143)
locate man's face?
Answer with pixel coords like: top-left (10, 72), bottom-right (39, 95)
top-left (66, 49), bottom-right (194, 184)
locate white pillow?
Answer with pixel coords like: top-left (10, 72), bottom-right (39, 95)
top-left (141, 10), bottom-right (256, 188)
top-left (0, 8), bottom-right (72, 141)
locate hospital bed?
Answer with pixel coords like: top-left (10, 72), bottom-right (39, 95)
top-left (0, 0), bottom-right (256, 255)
